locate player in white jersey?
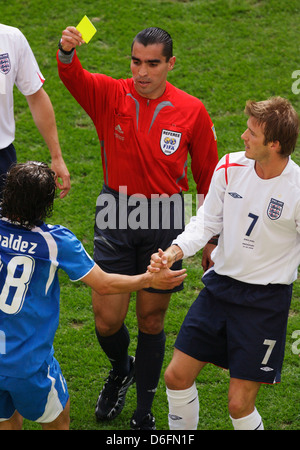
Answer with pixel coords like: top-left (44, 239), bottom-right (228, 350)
top-left (150, 97), bottom-right (300, 430)
top-left (0, 162), bottom-right (186, 430)
top-left (0, 24), bottom-right (70, 197)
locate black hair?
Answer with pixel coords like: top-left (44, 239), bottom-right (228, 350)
top-left (131, 27), bottom-right (173, 61)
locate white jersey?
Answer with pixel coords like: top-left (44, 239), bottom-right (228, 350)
top-left (174, 151), bottom-right (300, 285)
top-left (0, 24), bottom-right (45, 149)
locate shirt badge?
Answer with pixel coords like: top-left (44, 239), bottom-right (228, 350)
top-left (211, 124), bottom-right (217, 141)
top-left (160, 129), bottom-right (182, 155)
top-left (267, 198), bottom-right (284, 220)
top-left (0, 53), bottom-right (11, 75)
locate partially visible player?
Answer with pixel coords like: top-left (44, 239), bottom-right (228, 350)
top-left (0, 161), bottom-right (186, 430)
top-left (0, 23), bottom-right (70, 198)
top-left (150, 97), bottom-right (300, 430)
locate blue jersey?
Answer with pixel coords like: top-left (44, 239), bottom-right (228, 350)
top-left (0, 218), bottom-right (95, 378)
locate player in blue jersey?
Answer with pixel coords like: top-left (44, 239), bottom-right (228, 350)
top-left (0, 161), bottom-right (186, 430)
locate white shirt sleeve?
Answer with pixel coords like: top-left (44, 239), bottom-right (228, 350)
top-left (14, 29), bottom-right (44, 96)
top-left (296, 202), bottom-right (300, 235)
top-left (173, 157), bottom-right (226, 258)
top-left (0, 25), bottom-right (46, 148)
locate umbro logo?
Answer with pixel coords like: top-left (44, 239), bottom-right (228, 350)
top-left (260, 366), bottom-right (274, 372)
top-left (168, 414), bottom-right (182, 421)
top-left (228, 192), bottom-right (243, 198)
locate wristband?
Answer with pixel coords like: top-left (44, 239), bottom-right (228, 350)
top-left (208, 236), bottom-right (219, 246)
top-left (58, 39), bottom-right (74, 55)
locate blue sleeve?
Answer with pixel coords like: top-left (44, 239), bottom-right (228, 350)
top-left (52, 226), bottom-right (95, 281)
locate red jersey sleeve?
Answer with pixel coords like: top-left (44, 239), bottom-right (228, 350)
top-left (189, 103), bottom-right (218, 197)
top-left (56, 50), bottom-right (116, 125)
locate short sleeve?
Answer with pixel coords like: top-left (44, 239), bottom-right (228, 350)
top-left (53, 226), bottom-right (95, 281)
top-left (14, 29), bottom-right (45, 95)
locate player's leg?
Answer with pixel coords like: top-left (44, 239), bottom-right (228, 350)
top-left (0, 404), bottom-right (69, 431)
top-left (130, 290), bottom-right (171, 429)
top-left (228, 378), bottom-right (263, 430)
top-left (130, 195), bottom-right (186, 430)
top-left (0, 410), bottom-right (23, 430)
top-left (92, 290), bottom-right (131, 338)
top-left (164, 348), bottom-right (206, 430)
top-left (93, 290), bottom-right (135, 421)
top-left (34, 356), bottom-right (69, 429)
top-left (0, 387), bottom-right (22, 429)
top-left (40, 399), bottom-right (70, 430)
top-left (163, 272), bottom-right (229, 430)
top-left (226, 282), bottom-right (292, 430)
top-left (92, 291), bottom-right (131, 378)
top-left (93, 186), bottom-right (138, 421)
top-left (136, 289), bottom-right (171, 336)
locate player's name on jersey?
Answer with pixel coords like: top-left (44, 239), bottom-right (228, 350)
top-left (0, 233), bottom-right (37, 254)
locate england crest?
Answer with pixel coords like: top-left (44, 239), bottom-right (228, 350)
top-left (267, 198), bottom-right (284, 220)
top-left (160, 129), bottom-right (182, 156)
top-left (0, 53), bottom-right (11, 75)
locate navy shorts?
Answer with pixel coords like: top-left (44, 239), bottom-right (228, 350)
top-left (93, 185), bottom-right (185, 293)
top-left (175, 270), bottom-right (293, 383)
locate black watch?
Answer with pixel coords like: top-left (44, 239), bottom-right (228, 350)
top-left (58, 39), bottom-right (74, 55)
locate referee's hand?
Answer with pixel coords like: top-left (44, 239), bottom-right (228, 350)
top-left (60, 26), bottom-right (85, 52)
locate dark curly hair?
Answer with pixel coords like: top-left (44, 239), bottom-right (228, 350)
top-left (1, 161), bottom-right (56, 229)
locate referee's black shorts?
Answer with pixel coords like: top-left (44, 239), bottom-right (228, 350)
top-left (93, 184), bottom-right (185, 293)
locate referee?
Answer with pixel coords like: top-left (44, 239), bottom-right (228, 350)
top-left (57, 25), bottom-right (218, 429)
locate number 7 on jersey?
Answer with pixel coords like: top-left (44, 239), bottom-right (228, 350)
top-left (246, 213), bottom-right (259, 236)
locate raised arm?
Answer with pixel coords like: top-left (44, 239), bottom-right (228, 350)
top-left (59, 26), bottom-right (85, 52)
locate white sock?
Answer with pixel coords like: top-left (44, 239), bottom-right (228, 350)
top-left (166, 383), bottom-right (199, 430)
top-left (230, 407), bottom-right (264, 430)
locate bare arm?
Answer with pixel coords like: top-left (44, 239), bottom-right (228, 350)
top-left (201, 241), bottom-right (217, 272)
top-left (81, 262), bottom-right (187, 295)
top-left (26, 87), bottom-right (70, 198)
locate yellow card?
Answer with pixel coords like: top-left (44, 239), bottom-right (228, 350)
top-left (76, 15), bottom-right (97, 43)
